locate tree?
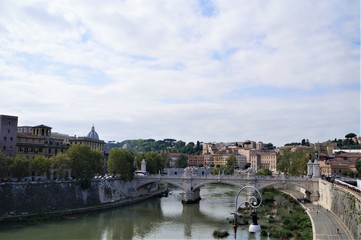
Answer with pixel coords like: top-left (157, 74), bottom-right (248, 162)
top-left (0, 150), bottom-right (5, 178)
top-left (263, 143), bottom-right (276, 150)
top-left (345, 133), bottom-right (356, 145)
top-left (134, 153), bottom-right (145, 170)
top-left (11, 156), bottom-right (31, 179)
top-left (355, 160), bottom-right (361, 178)
top-left (195, 141), bottom-right (203, 154)
top-left (224, 155), bottom-right (237, 175)
top-left (185, 142), bottom-right (195, 154)
top-left (108, 149), bottom-right (134, 181)
top-left (173, 140), bottom-right (186, 153)
top-left (67, 144), bottom-right (103, 189)
top-left (51, 153), bottom-right (71, 179)
top-left (257, 168), bottom-right (272, 176)
top-left (345, 133), bottom-right (356, 139)
top-left (277, 149), bottom-right (314, 176)
top-left (341, 169), bottom-right (354, 178)
top-left (176, 154), bottom-right (188, 168)
top-left (144, 151), bottom-right (164, 174)
top-left (31, 155), bottom-right (52, 177)
top-left (160, 152), bottom-right (171, 168)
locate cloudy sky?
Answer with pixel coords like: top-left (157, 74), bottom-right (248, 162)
top-left (0, 0), bottom-right (359, 146)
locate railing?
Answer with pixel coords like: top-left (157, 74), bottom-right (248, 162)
top-left (145, 174), bottom-right (317, 182)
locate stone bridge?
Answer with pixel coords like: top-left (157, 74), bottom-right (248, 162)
top-left (135, 173), bottom-right (320, 203)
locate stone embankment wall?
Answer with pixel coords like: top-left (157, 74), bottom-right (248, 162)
top-left (318, 179), bottom-right (361, 240)
top-left (0, 179), bottom-right (152, 217)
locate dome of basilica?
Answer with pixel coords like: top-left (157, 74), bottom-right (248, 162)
top-left (87, 125), bottom-right (99, 140)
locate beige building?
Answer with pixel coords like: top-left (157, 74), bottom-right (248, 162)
top-left (203, 154), bottom-right (213, 167)
top-left (16, 125), bottom-right (69, 159)
top-left (313, 142), bottom-right (337, 155)
top-left (69, 125), bottom-right (105, 152)
top-left (319, 152), bottom-right (360, 176)
top-left (187, 155), bottom-right (205, 167)
top-left (249, 150), bottom-right (277, 172)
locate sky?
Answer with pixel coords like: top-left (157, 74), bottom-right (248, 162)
top-left (0, 0), bottom-right (360, 147)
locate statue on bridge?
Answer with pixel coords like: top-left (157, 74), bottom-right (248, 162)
top-left (307, 154), bottom-right (320, 178)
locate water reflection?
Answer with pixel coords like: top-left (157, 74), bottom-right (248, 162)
top-left (0, 184), bottom-right (264, 240)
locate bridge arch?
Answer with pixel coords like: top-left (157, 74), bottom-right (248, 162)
top-left (135, 178), bottom-right (184, 191)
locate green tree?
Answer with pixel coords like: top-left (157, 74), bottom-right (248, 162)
top-left (257, 168), bottom-right (272, 176)
top-left (11, 156), bottom-right (31, 179)
top-left (345, 133), bottom-right (356, 139)
top-left (224, 155), bottom-right (237, 175)
top-left (144, 151), bottom-right (164, 174)
top-left (341, 169), bottom-right (355, 178)
top-left (277, 150), bottom-right (291, 173)
top-left (173, 140), bottom-right (186, 153)
top-left (31, 155), bottom-right (52, 177)
top-left (277, 149), bottom-right (314, 176)
top-left (67, 144), bottom-right (103, 189)
top-left (1, 156), bottom-right (14, 179)
top-left (108, 149), bottom-right (134, 181)
top-left (356, 160), bottom-right (361, 178)
top-left (0, 150), bottom-right (5, 178)
top-left (176, 154), bottom-right (188, 168)
top-left (134, 153), bottom-right (145, 170)
top-left (195, 141), bottom-right (202, 154)
top-left (185, 142), bottom-right (195, 154)
top-left (212, 165), bottom-right (224, 175)
top-left (160, 152), bottom-right (171, 168)
top-left (51, 153), bottom-right (71, 179)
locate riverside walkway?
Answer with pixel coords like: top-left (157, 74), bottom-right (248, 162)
top-left (284, 189), bottom-right (353, 240)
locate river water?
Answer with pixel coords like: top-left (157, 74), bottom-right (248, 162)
top-left (0, 184), bottom-right (268, 240)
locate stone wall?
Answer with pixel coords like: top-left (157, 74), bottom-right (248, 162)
top-left (0, 179), bottom-right (140, 216)
top-left (318, 179), bottom-right (361, 240)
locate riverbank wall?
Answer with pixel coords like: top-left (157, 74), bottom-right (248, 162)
top-left (0, 178), bottom-right (160, 219)
top-left (318, 179), bottom-right (361, 240)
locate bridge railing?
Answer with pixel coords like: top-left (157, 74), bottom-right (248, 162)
top-left (146, 174), bottom-right (316, 181)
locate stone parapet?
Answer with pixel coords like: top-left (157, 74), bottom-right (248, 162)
top-left (318, 179), bottom-right (361, 239)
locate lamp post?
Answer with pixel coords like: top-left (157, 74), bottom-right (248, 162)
top-left (231, 186), bottom-right (262, 236)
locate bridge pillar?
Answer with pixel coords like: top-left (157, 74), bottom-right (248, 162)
top-left (180, 188), bottom-right (201, 204)
top-left (179, 168), bottom-right (202, 204)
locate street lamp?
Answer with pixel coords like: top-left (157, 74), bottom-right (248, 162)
top-left (231, 186), bottom-right (262, 235)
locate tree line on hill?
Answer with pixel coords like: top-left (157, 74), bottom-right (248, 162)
top-left (284, 133), bottom-right (361, 149)
top-left (106, 139), bottom-right (203, 154)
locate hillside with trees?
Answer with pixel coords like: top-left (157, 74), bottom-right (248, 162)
top-left (105, 139), bottom-right (203, 154)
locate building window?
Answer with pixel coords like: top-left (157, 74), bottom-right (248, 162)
top-left (3, 137), bottom-right (6, 141)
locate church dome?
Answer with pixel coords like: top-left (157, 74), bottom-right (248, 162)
top-left (87, 125), bottom-right (99, 140)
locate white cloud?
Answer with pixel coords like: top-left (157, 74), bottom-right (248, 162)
top-left (0, 0), bottom-right (359, 146)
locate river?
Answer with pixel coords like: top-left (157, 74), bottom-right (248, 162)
top-left (0, 184), bottom-right (268, 240)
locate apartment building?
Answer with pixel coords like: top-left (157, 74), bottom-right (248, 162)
top-left (187, 155), bottom-right (205, 167)
top-left (319, 151), bottom-right (360, 176)
top-left (16, 124), bottom-right (69, 159)
top-left (249, 150), bottom-right (277, 172)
